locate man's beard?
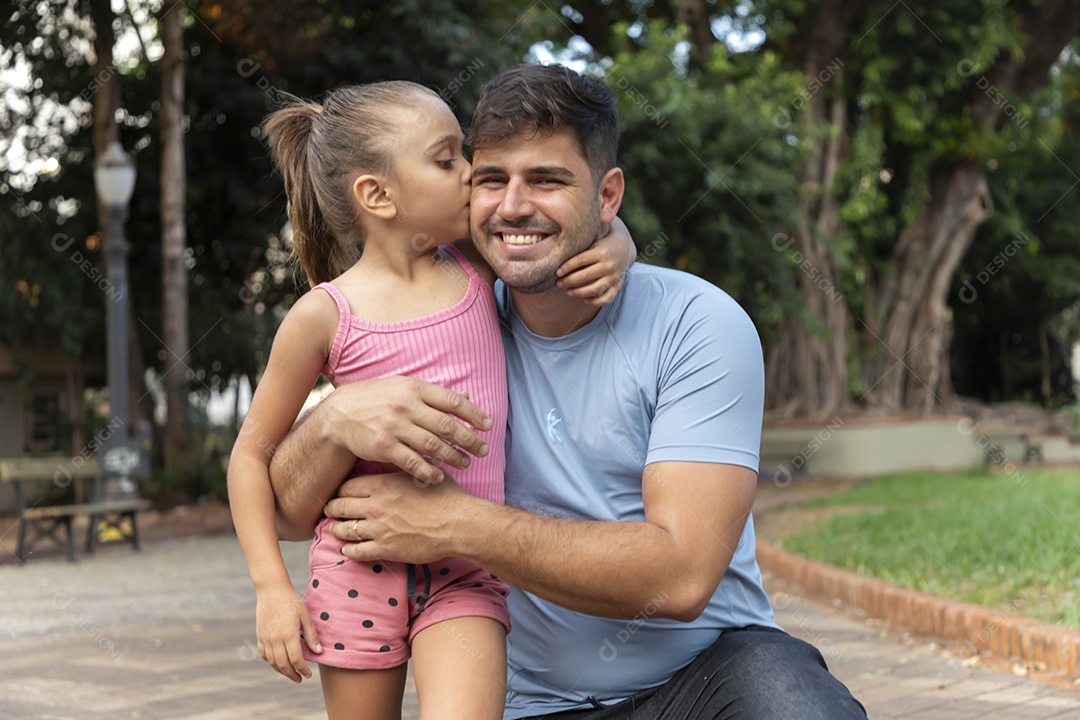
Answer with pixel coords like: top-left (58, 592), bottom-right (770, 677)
top-left (475, 203), bottom-right (601, 294)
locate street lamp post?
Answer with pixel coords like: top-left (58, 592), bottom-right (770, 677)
top-left (93, 141), bottom-right (149, 500)
top-left (94, 141), bottom-right (136, 442)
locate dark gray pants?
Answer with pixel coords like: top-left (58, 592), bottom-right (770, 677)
top-left (530, 626), bottom-right (867, 720)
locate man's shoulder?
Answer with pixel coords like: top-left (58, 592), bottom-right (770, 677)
top-left (619, 263), bottom-right (749, 322)
top-left (625, 262), bottom-right (732, 297)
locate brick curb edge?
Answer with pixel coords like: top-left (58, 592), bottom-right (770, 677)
top-left (756, 539), bottom-right (1080, 680)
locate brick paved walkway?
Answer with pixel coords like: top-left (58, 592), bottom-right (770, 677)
top-left (0, 531), bottom-right (1077, 718)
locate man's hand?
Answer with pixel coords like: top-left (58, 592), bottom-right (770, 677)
top-left (322, 378), bottom-right (493, 486)
top-left (324, 471), bottom-right (473, 564)
top-left (271, 376), bottom-right (494, 539)
top-left (271, 375), bottom-right (493, 513)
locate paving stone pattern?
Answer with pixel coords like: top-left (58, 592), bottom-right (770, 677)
top-left (0, 534), bottom-right (1077, 719)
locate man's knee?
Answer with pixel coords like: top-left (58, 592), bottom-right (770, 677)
top-left (715, 627), bottom-right (826, 676)
top-left (703, 629), bottom-right (866, 719)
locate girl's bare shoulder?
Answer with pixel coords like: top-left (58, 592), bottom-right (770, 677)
top-left (278, 285), bottom-right (341, 346)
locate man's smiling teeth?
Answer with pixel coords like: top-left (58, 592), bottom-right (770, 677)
top-left (502, 233), bottom-right (544, 245)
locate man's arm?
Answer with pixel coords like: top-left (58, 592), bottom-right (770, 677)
top-left (268, 403), bottom-right (356, 541)
top-left (327, 460), bottom-right (756, 621)
top-left (327, 280), bottom-right (764, 619)
top-left (269, 377), bottom-right (494, 540)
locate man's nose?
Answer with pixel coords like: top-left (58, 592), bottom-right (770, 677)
top-left (497, 178), bottom-right (535, 221)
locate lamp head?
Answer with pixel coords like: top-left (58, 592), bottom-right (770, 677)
top-left (94, 141), bottom-right (136, 208)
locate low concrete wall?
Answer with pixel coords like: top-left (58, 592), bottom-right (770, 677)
top-left (760, 416), bottom-right (1080, 479)
top-left (1031, 434), bottom-right (1080, 465)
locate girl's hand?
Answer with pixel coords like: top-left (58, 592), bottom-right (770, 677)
top-left (256, 584), bottom-right (321, 683)
top-left (555, 215), bottom-right (637, 306)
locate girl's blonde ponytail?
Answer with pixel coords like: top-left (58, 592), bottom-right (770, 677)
top-left (262, 83), bottom-right (441, 286)
top-left (262, 98), bottom-right (351, 286)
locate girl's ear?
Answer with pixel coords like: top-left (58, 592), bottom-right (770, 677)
top-left (353, 174), bottom-right (396, 220)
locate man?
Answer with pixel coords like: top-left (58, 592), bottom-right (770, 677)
top-left (270, 64), bottom-right (865, 719)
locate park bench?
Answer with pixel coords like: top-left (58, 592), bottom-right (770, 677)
top-left (0, 457), bottom-right (150, 563)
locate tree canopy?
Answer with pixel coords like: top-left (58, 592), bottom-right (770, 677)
top-left (4, 0), bottom-right (1080, 495)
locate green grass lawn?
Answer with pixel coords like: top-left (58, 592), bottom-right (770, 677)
top-left (781, 467), bottom-right (1080, 629)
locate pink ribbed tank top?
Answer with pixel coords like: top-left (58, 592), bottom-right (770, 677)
top-left (314, 245), bottom-right (506, 503)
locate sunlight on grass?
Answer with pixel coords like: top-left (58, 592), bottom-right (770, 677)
top-left (782, 467), bottom-right (1080, 629)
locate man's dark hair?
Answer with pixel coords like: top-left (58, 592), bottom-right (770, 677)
top-left (467, 64), bottom-right (619, 183)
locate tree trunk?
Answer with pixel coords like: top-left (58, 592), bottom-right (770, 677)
top-left (89, 0), bottom-right (118, 155)
top-left (1039, 317), bottom-right (1051, 403)
top-left (870, 161), bottom-right (992, 414)
top-left (64, 359), bottom-right (84, 457)
top-left (1000, 328), bottom-right (1011, 401)
top-left (676, 0), bottom-right (713, 72)
top-left (160, 0), bottom-right (192, 472)
top-left (865, 2), bottom-right (1080, 415)
top-left (127, 298), bottom-right (153, 428)
top-left (764, 0), bottom-right (861, 420)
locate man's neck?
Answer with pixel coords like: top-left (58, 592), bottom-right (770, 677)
top-left (510, 288), bottom-right (603, 338)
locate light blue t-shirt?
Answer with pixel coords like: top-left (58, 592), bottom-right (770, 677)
top-left (495, 263), bottom-right (778, 719)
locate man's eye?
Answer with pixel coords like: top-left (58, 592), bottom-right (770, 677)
top-left (473, 176), bottom-right (505, 186)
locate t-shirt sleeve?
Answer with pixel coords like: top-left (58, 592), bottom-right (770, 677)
top-left (645, 289), bottom-right (764, 471)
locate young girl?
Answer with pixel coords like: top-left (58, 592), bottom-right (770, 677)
top-left (228, 81), bottom-right (634, 720)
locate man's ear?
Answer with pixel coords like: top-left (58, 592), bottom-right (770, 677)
top-left (597, 167), bottom-right (625, 224)
top-left (353, 174), bottom-right (397, 220)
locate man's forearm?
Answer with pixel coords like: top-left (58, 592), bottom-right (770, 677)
top-left (332, 463), bottom-right (753, 620)
top-left (448, 463), bottom-right (752, 622)
top-left (450, 500), bottom-right (710, 622)
top-left (270, 406), bottom-right (356, 540)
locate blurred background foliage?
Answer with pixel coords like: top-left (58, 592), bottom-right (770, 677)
top-left (3, 0), bottom-right (1080, 499)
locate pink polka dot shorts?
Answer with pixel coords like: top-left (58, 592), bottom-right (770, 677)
top-left (301, 517), bottom-right (511, 670)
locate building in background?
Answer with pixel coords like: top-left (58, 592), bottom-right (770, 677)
top-left (0, 346), bottom-right (99, 511)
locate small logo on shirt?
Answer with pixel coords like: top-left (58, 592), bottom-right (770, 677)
top-left (546, 408), bottom-right (563, 444)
